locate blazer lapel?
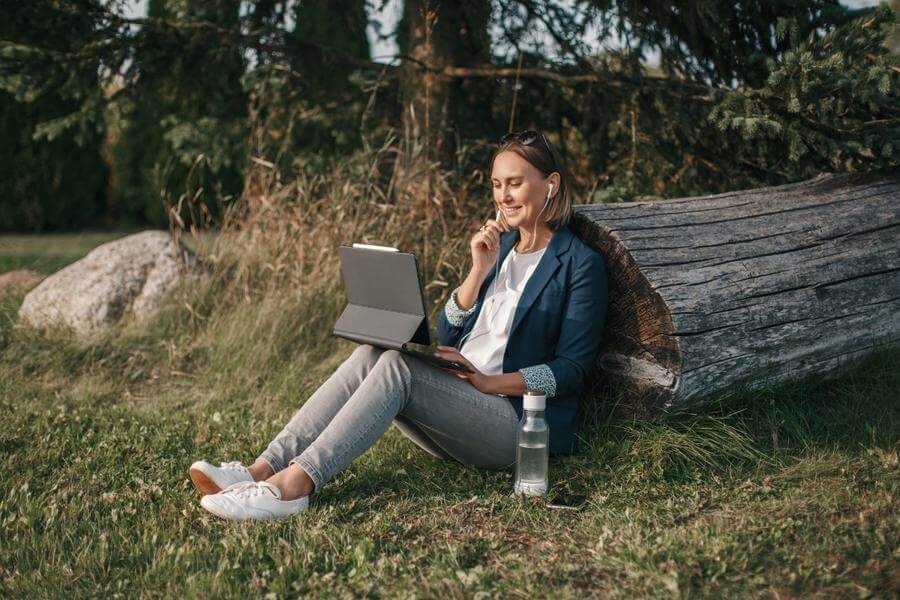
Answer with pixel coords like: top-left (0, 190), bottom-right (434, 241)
top-left (508, 224), bottom-right (574, 337)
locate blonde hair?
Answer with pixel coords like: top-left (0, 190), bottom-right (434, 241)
top-left (489, 131), bottom-right (573, 232)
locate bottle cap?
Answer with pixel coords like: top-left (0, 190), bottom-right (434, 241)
top-left (523, 390), bottom-right (546, 411)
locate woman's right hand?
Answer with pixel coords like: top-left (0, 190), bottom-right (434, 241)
top-left (470, 218), bottom-right (508, 276)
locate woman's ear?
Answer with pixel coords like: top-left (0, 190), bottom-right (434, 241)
top-left (548, 172), bottom-right (561, 198)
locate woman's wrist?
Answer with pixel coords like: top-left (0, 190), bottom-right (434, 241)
top-left (457, 268), bottom-right (488, 311)
top-left (482, 372), bottom-right (527, 396)
top-left (466, 265), bottom-right (491, 289)
top-left (478, 373), bottom-right (497, 394)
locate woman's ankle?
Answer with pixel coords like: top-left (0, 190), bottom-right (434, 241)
top-left (268, 463), bottom-right (316, 500)
top-left (247, 459), bottom-right (275, 481)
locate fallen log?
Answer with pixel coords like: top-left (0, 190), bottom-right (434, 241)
top-left (570, 172), bottom-right (900, 413)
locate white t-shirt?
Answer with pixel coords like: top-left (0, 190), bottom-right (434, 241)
top-left (459, 245), bottom-right (548, 375)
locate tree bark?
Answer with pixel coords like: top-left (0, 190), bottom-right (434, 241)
top-left (570, 172), bottom-right (900, 414)
top-left (398, 0), bottom-right (491, 168)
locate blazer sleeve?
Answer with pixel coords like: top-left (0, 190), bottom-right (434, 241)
top-left (437, 286), bottom-right (477, 347)
top-left (529, 250), bottom-right (608, 398)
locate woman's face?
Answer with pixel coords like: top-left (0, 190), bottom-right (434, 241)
top-left (491, 150), bottom-right (557, 231)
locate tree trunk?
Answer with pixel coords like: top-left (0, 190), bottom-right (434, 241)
top-left (398, 0), bottom-right (491, 168)
top-left (570, 172), bottom-right (900, 414)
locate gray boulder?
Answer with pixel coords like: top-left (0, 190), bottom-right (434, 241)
top-left (19, 230), bottom-right (196, 337)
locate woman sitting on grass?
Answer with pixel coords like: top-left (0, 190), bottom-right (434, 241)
top-left (189, 130), bottom-right (609, 520)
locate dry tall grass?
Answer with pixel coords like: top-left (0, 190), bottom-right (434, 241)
top-left (154, 131), bottom-right (508, 413)
top-left (202, 133), bottom-right (497, 312)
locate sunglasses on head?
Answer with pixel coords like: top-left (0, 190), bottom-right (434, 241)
top-left (500, 129), bottom-right (552, 155)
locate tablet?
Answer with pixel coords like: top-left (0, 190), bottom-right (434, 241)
top-left (333, 244), bottom-right (474, 373)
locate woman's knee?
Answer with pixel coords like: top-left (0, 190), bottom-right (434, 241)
top-left (350, 343), bottom-right (383, 367)
top-left (348, 346), bottom-right (407, 378)
top-left (375, 348), bottom-right (405, 368)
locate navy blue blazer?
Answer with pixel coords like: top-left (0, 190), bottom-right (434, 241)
top-left (437, 223), bottom-right (608, 455)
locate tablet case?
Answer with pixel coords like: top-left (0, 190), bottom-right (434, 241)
top-left (333, 245), bottom-right (432, 349)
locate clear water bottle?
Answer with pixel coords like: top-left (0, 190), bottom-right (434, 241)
top-left (514, 390), bottom-right (549, 496)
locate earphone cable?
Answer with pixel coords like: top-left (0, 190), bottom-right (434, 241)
top-left (455, 183), bottom-right (552, 352)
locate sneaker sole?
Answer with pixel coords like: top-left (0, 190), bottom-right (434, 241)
top-left (189, 468), bottom-right (222, 495)
top-left (201, 500), bottom-right (308, 521)
top-left (200, 497), bottom-right (237, 520)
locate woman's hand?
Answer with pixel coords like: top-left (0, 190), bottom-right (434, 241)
top-left (433, 346), bottom-right (493, 393)
top-left (470, 216), bottom-right (510, 277)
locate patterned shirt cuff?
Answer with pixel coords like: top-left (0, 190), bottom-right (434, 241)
top-left (519, 364), bottom-right (557, 398)
top-left (444, 286), bottom-right (477, 327)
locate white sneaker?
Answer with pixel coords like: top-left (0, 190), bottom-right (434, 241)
top-left (189, 460), bottom-right (254, 495)
top-left (200, 481), bottom-right (309, 521)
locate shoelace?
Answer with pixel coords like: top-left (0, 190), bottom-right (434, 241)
top-left (222, 481), bottom-right (280, 500)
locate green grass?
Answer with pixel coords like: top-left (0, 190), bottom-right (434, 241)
top-left (0, 232), bottom-right (130, 274)
top-left (0, 235), bottom-right (897, 597)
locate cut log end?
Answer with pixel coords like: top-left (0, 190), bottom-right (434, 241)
top-left (570, 212), bottom-right (682, 412)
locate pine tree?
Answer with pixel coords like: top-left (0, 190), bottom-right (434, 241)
top-left (0, 0), bottom-right (109, 231)
top-left (111, 0), bottom-right (246, 226)
top-left (710, 6), bottom-right (898, 176)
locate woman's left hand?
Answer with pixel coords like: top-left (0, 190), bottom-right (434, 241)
top-left (433, 346), bottom-right (492, 393)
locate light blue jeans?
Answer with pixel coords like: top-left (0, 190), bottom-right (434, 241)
top-left (258, 344), bottom-right (520, 493)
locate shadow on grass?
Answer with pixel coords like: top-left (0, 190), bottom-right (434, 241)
top-left (309, 437), bottom-right (516, 510)
top-left (563, 344), bottom-right (899, 491)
